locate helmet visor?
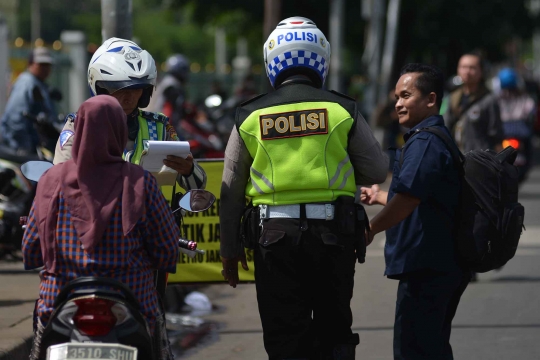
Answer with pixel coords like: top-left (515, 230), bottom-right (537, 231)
top-left (96, 79), bottom-right (154, 94)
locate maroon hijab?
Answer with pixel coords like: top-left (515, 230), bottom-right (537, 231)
top-left (34, 95), bottom-right (145, 273)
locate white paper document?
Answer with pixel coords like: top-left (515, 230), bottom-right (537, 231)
top-left (139, 140), bottom-right (191, 172)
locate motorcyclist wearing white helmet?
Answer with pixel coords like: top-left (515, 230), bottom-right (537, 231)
top-left (53, 38), bottom-right (207, 191)
top-left (219, 17), bottom-right (387, 359)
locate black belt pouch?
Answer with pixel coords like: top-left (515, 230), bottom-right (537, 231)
top-left (241, 203), bottom-right (259, 249)
top-left (335, 196), bottom-right (368, 263)
top-left (335, 196), bottom-right (356, 235)
top-left (355, 204), bottom-right (368, 263)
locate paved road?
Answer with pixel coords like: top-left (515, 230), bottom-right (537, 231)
top-left (177, 167), bottom-right (540, 359)
top-left (0, 262), bottom-right (39, 359)
top-left (1, 165), bottom-right (539, 359)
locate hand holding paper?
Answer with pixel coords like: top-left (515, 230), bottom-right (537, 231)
top-left (139, 141), bottom-right (191, 172)
top-left (164, 154), bottom-right (194, 176)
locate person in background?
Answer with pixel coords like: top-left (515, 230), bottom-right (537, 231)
top-left (151, 54), bottom-right (191, 132)
top-left (497, 68), bottom-right (537, 182)
top-left (443, 51), bottom-right (503, 152)
top-left (23, 96), bottom-right (179, 360)
top-left (1, 47), bottom-right (58, 154)
top-left (362, 64), bottom-right (471, 360)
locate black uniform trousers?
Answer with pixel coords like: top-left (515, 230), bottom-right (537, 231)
top-left (254, 218), bottom-right (359, 360)
top-left (392, 268), bottom-right (471, 360)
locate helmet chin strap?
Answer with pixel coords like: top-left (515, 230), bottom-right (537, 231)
top-left (127, 108), bottom-right (139, 141)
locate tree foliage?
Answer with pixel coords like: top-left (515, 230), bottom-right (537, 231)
top-left (13, 0), bottom-right (537, 78)
top-left (396, 0), bottom-right (535, 76)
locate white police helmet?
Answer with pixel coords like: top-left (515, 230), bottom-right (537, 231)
top-left (264, 17), bottom-right (331, 88)
top-left (88, 37), bottom-right (157, 108)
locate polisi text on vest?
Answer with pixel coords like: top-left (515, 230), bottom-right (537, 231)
top-left (260, 109), bottom-right (328, 140)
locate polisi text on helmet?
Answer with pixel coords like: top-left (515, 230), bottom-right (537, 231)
top-left (264, 16), bottom-right (330, 88)
top-left (277, 32), bottom-right (318, 45)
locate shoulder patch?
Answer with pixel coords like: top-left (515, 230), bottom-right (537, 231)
top-left (59, 130), bottom-right (74, 149)
top-left (329, 90), bottom-right (356, 102)
top-left (140, 111), bottom-right (169, 124)
top-left (166, 123), bottom-right (180, 141)
top-left (239, 93), bottom-right (267, 108)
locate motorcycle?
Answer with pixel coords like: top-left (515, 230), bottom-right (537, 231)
top-left (0, 117), bottom-right (58, 260)
top-left (502, 121), bottom-right (534, 183)
top-left (178, 102), bottom-right (225, 159)
top-left (21, 111), bottom-right (63, 161)
top-left (0, 150), bottom-right (40, 260)
top-left (20, 161), bottom-right (214, 360)
top-left (203, 94), bottom-right (236, 142)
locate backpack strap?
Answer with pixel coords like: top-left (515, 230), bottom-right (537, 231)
top-left (399, 127), bottom-right (465, 174)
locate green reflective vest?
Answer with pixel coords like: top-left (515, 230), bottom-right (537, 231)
top-left (123, 111), bottom-right (166, 164)
top-left (123, 111), bottom-right (180, 203)
top-left (238, 101), bottom-right (356, 206)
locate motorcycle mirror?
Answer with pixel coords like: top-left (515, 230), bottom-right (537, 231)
top-left (205, 94), bottom-right (222, 108)
top-left (179, 189), bottom-right (216, 212)
top-left (20, 161), bottom-right (53, 182)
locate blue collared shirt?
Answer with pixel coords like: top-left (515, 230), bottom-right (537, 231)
top-left (385, 115), bottom-right (461, 277)
top-left (0, 72), bottom-right (58, 153)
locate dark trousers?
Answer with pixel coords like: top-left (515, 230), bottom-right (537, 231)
top-left (393, 269), bottom-right (471, 360)
top-left (254, 218), bottom-right (359, 360)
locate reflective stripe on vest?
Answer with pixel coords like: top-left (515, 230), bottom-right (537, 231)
top-left (250, 167), bottom-right (275, 194)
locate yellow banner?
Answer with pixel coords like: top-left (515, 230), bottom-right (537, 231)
top-left (167, 159), bottom-right (255, 283)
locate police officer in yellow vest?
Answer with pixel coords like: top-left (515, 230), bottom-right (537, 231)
top-left (53, 38), bottom-right (207, 191)
top-left (220, 17), bottom-right (388, 359)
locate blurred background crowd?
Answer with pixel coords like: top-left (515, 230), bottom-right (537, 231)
top-left (0, 0), bottom-right (539, 161)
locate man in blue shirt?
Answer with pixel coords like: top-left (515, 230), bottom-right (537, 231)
top-left (1, 47), bottom-right (58, 155)
top-left (361, 63), bottom-right (471, 359)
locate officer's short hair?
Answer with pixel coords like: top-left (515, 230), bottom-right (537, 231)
top-left (400, 63), bottom-right (444, 109)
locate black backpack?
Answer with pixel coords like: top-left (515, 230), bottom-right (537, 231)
top-left (401, 127), bottom-right (525, 273)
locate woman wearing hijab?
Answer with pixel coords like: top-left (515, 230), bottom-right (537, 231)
top-left (22, 95), bottom-right (179, 360)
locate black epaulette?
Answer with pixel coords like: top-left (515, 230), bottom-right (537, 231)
top-left (140, 111), bottom-right (169, 124)
top-left (238, 93), bottom-right (267, 108)
top-left (329, 90), bottom-right (356, 102)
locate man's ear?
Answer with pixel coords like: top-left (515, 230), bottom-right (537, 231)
top-left (427, 92), bottom-right (437, 108)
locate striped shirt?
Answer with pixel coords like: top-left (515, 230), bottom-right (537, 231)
top-left (22, 172), bottom-right (179, 332)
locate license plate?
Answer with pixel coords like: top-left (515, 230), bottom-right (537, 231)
top-left (46, 343), bottom-right (138, 360)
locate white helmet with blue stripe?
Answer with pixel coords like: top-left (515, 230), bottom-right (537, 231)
top-left (88, 37), bottom-right (157, 108)
top-left (264, 17), bottom-right (331, 89)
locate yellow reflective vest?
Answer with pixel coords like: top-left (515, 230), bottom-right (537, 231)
top-left (123, 111), bottom-right (181, 203)
top-left (123, 111), bottom-right (166, 164)
top-left (238, 94), bottom-right (357, 206)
